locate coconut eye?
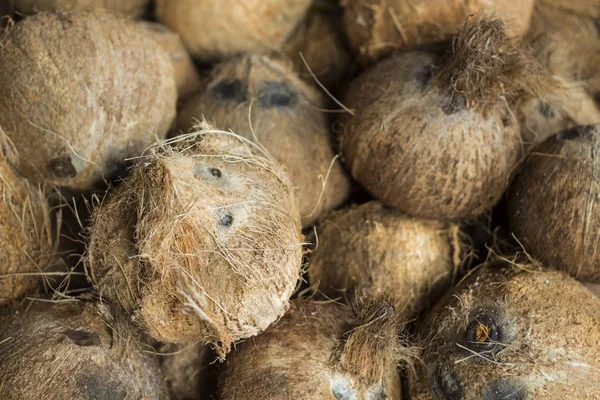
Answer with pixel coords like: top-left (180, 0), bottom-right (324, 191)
top-left (67, 330), bottom-right (102, 347)
top-left (47, 154), bottom-right (78, 178)
top-left (431, 364), bottom-right (463, 400)
top-left (259, 81), bottom-right (297, 108)
top-left (212, 79), bottom-right (248, 102)
top-left (537, 102), bottom-right (555, 119)
top-left (465, 313), bottom-right (500, 352)
top-left (209, 168), bottom-right (222, 178)
top-left (502, 115), bottom-right (511, 127)
top-left (220, 213), bottom-right (233, 227)
top-left (556, 126), bottom-right (588, 141)
top-left (415, 64), bottom-right (433, 87)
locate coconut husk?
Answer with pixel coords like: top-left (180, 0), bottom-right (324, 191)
top-left (177, 55), bottom-right (350, 227)
top-left (408, 265), bottom-right (600, 399)
top-left (86, 123), bottom-right (303, 355)
top-left (0, 10), bottom-right (176, 190)
top-left (14, 0), bottom-right (150, 17)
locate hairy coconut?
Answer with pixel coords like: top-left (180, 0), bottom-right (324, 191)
top-left (177, 55), bottom-right (350, 226)
top-left (342, 0), bottom-right (534, 65)
top-left (155, 0), bottom-right (312, 62)
top-left (309, 201), bottom-right (462, 317)
top-left (14, 0), bottom-right (149, 17)
top-left (87, 124), bottom-right (303, 354)
top-left (0, 11), bottom-right (176, 190)
top-left (0, 301), bottom-right (167, 399)
top-left (220, 297), bottom-right (409, 400)
top-left (407, 265), bottom-right (600, 399)
top-left (0, 128), bottom-right (57, 305)
top-left (508, 124), bottom-right (600, 282)
top-left (340, 20), bottom-right (535, 221)
top-left (160, 343), bottom-right (211, 400)
top-left (139, 22), bottom-right (202, 99)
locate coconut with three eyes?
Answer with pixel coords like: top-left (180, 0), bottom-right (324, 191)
top-left (407, 265), bottom-right (600, 399)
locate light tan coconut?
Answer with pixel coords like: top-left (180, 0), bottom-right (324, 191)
top-left (14, 0), bottom-right (149, 17)
top-left (342, 0), bottom-right (534, 65)
top-left (309, 201), bottom-right (462, 317)
top-left (0, 301), bottom-right (167, 399)
top-left (86, 123), bottom-right (303, 355)
top-left (0, 11), bottom-right (176, 190)
top-left (407, 265), bottom-right (600, 399)
top-left (220, 297), bottom-right (410, 400)
top-left (155, 0), bottom-right (312, 62)
top-left (177, 55), bottom-right (350, 227)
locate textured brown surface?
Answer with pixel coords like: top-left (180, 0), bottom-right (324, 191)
top-left (155, 0), bottom-right (311, 62)
top-left (0, 11), bottom-right (176, 190)
top-left (14, 0), bottom-right (149, 17)
top-left (408, 266), bottom-right (600, 399)
top-left (177, 55), bottom-right (350, 227)
top-left (509, 124), bottom-right (600, 282)
top-left (0, 301), bottom-right (167, 399)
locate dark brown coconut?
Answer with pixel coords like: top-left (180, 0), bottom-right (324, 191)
top-left (309, 201), bottom-right (462, 317)
top-left (177, 55), bottom-right (350, 226)
top-left (87, 123), bottom-right (303, 354)
top-left (0, 127), bottom-right (57, 305)
top-left (155, 0), bottom-right (312, 62)
top-left (0, 11), bottom-right (176, 190)
top-left (508, 124), bottom-right (600, 282)
top-left (0, 301), bottom-right (167, 399)
top-left (342, 0), bottom-right (534, 65)
top-left (407, 265), bottom-right (600, 399)
top-left (220, 297), bottom-right (409, 399)
top-left (14, 0), bottom-right (149, 17)
top-left (340, 20), bottom-right (533, 221)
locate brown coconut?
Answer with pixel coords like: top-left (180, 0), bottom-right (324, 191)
top-left (309, 201), bottom-right (462, 317)
top-left (340, 20), bottom-right (534, 221)
top-left (86, 123), bottom-right (303, 354)
top-left (342, 0), bottom-right (534, 65)
top-left (155, 0), bottom-right (312, 63)
top-left (14, 0), bottom-right (149, 17)
top-left (508, 124), bottom-right (600, 282)
top-left (0, 301), bottom-right (167, 399)
top-left (0, 127), bottom-right (57, 305)
top-left (177, 55), bottom-right (350, 227)
top-left (0, 11), bottom-right (177, 191)
top-left (220, 297), bottom-right (409, 400)
top-left (407, 265), bottom-right (600, 399)
top-left (138, 22), bottom-right (202, 99)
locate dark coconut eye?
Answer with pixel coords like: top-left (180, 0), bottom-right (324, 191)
top-left (212, 79), bottom-right (248, 102)
top-left (258, 81), bottom-right (297, 108)
top-left (482, 379), bottom-right (527, 400)
top-left (47, 154), bottom-right (77, 178)
top-left (67, 330), bottom-right (102, 347)
top-left (465, 313), bottom-right (500, 352)
top-left (556, 125), bottom-right (592, 141)
top-left (537, 102), bottom-right (555, 119)
top-left (220, 213), bottom-right (233, 227)
top-left (415, 64), bottom-right (433, 87)
top-left (431, 364), bottom-right (463, 400)
top-left (209, 168), bottom-right (222, 178)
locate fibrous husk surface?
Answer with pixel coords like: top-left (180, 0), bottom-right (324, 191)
top-left (0, 10), bottom-right (176, 190)
top-left (342, 0), bottom-right (534, 65)
top-left (220, 297), bottom-right (410, 400)
top-left (177, 55), bottom-right (350, 227)
top-left (87, 124), bottom-right (304, 355)
top-left (408, 265), bottom-right (600, 399)
top-left (14, 0), bottom-right (150, 17)
top-left (508, 124), bottom-right (600, 282)
top-left (309, 201), bottom-right (462, 317)
top-left (0, 301), bottom-right (167, 399)
top-left (340, 20), bottom-right (532, 220)
top-left (155, 0), bottom-right (312, 62)
top-left (0, 127), bottom-right (57, 305)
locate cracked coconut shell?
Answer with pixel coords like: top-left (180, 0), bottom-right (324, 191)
top-left (309, 201), bottom-right (462, 317)
top-left (0, 301), bottom-right (167, 399)
top-left (155, 0), bottom-right (311, 62)
top-left (220, 297), bottom-right (408, 400)
top-left (508, 124), bottom-right (600, 282)
top-left (342, 0), bottom-right (534, 65)
top-left (339, 20), bottom-right (530, 221)
top-left (0, 127), bottom-right (56, 305)
top-left (0, 11), bottom-right (177, 191)
top-left (407, 265), bottom-right (600, 399)
top-left (177, 55), bottom-right (350, 227)
top-left (86, 124), bottom-right (303, 355)
top-left (14, 0), bottom-right (149, 17)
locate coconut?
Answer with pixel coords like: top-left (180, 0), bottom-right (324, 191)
top-left (342, 0), bottom-right (534, 65)
top-left (340, 19), bottom-right (535, 221)
top-left (508, 124), bottom-right (600, 282)
top-left (309, 201), bottom-right (462, 317)
top-left (14, 0), bottom-right (149, 17)
top-left (0, 11), bottom-right (177, 191)
top-left (160, 343), bottom-right (211, 400)
top-left (220, 297), bottom-right (409, 399)
top-left (0, 127), bottom-right (57, 305)
top-left (155, 0), bottom-right (312, 63)
top-left (177, 55), bottom-right (350, 227)
top-left (0, 301), bottom-right (167, 399)
top-left (138, 22), bottom-right (202, 100)
top-left (86, 123), bottom-right (303, 354)
top-left (407, 265), bottom-right (600, 399)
